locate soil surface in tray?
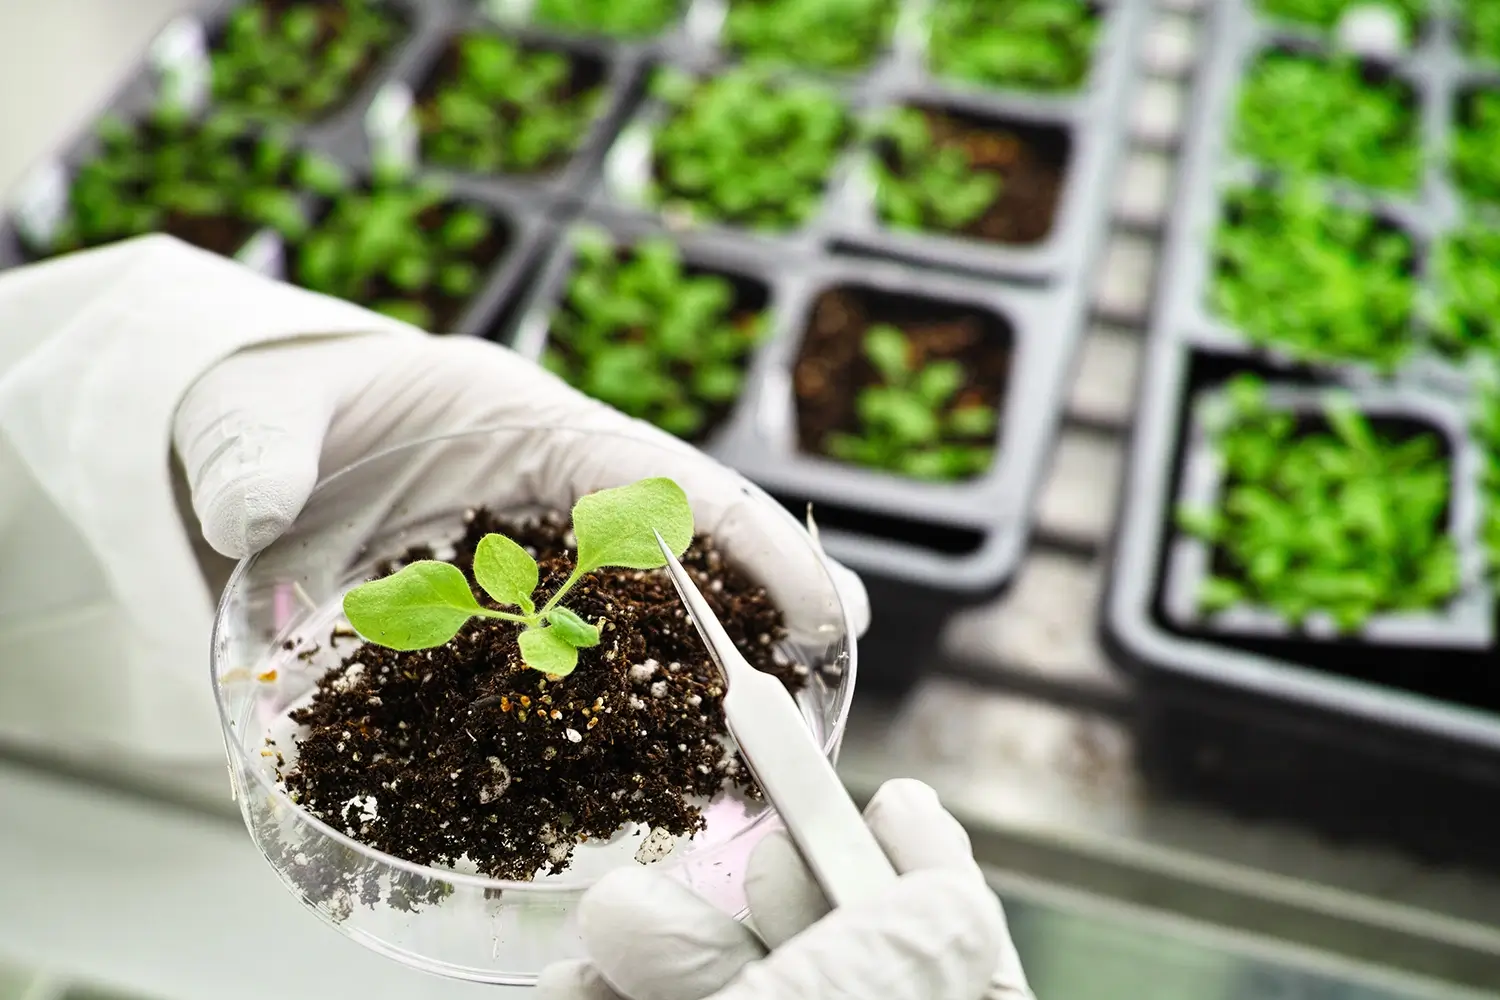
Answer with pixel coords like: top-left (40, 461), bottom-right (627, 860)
top-left (275, 510), bottom-right (803, 882)
top-left (889, 108), bottom-right (1069, 245)
top-left (793, 283), bottom-right (1011, 457)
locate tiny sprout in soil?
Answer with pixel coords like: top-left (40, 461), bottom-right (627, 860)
top-left (36, 106), bottom-right (337, 258)
top-left (212, 0), bottom-right (402, 122)
top-left (1433, 224), bottom-right (1500, 361)
top-left (292, 175), bottom-right (506, 330)
top-left (1235, 52), bottom-right (1418, 193)
top-left (1211, 183), bottom-right (1416, 372)
top-left (824, 324), bottom-right (996, 481)
top-left (344, 478), bottom-right (694, 676)
top-left (542, 230), bottom-right (768, 442)
top-left (647, 67), bottom-right (852, 231)
top-left (723, 0), bottom-right (898, 73)
top-left (1177, 374), bottom-right (1459, 633)
top-left (927, 0), bottom-right (1099, 93)
top-left (418, 33), bottom-right (605, 177)
top-left (1462, 0), bottom-right (1500, 63)
top-left (1255, 0), bottom-right (1426, 33)
top-left (533, 0), bottom-right (682, 39)
top-left (1453, 89), bottom-right (1500, 207)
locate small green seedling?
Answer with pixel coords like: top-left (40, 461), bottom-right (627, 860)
top-left (1178, 375), bottom-right (1458, 633)
top-left (420, 34), bottom-right (604, 176)
top-left (543, 230), bottom-right (766, 441)
top-left (1463, 0), bottom-right (1500, 63)
top-left (1433, 224), bottom-right (1500, 360)
top-left (1471, 385), bottom-right (1500, 577)
top-left (927, 0), bottom-right (1099, 93)
top-left (723, 0), bottom-right (897, 73)
top-left (532, 0), bottom-right (681, 38)
top-left (648, 67), bottom-right (852, 231)
top-left (293, 173), bottom-right (498, 329)
top-left (1212, 183), bottom-right (1416, 371)
top-left (870, 107), bottom-right (1001, 234)
top-left (40, 105), bottom-right (341, 257)
top-left (825, 324), bottom-right (996, 481)
top-left (1453, 89), bottom-right (1500, 207)
top-left (1255, 0), bottom-right (1426, 33)
top-left (212, 0), bottom-right (401, 121)
top-left (1234, 51), bottom-right (1418, 193)
top-left (343, 478), bottom-right (694, 675)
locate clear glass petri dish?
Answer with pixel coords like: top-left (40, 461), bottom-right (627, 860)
top-left (210, 424), bottom-right (857, 985)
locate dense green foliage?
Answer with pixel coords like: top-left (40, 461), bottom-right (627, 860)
top-left (723, 0), bottom-right (897, 72)
top-left (927, 0), bottom-right (1098, 92)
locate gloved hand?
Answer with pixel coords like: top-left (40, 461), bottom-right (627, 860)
top-left (536, 779), bottom-right (1034, 1000)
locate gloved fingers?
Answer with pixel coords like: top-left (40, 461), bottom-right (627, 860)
top-left (576, 866), bottom-right (767, 1000)
top-left (743, 779), bottom-right (979, 949)
top-left (714, 868), bottom-right (1004, 1000)
top-left (535, 960), bottom-right (628, 1000)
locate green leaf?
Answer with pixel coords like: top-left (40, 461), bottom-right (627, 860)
top-left (864, 324), bottom-right (911, 384)
top-left (342, 560), bottom-right (482, 651)
top-left (572, 477), bottom-right (695, 573)
top-left (519, 626), bottom-right (579, 676)
top-left (473, 533), bottom-right (539, 613)
top-left (547, 606), bottom-right (601, 647)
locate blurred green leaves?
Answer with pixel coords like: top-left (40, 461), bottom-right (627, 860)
top-left (533, 0), bottom-right (681, 38)
top-left (724, 0), bottom-right (897, 73)
top-left (927, 0), bottom-right (1098, 93)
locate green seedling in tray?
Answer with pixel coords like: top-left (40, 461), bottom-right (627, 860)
top-left (824, 324), bottom-right (996, 481)
top-left (1433, 224), bottom-right (1500, 361)
top-left (927, 0), bottom-right (1099, 93)
top-left (1471, 385), bottom-right (1500, 576)
top-left (532, 0), bottom-right (681, 38)
top-left (1177, 374), bottom-right (1459, 633)
top-left (1234, 51), bottom-right (1419, 193)
top-left (292, 175), bottom-right (500, 330)
top-left (38, 105), bottom-right (339, 258)
top-left (1462, 0), bottom-right (1500, 63)
top-left (419, 34), bottom-right (605, 176)
top-left (723, 0), bottom-right (898, 73)
top-left (647, 67), bottom-right (852, 231)
top-left (1453, 89), bottom-right (1500, 207)
top-left (870, 107), bottom-right (1001, 235)
top-left (1211, 183), bottom-right (1416, 372)
top-left (344, 477), bottom-right (693, 676)
top-left (212, 0), bottom-right (402, 122)
top-left (543, 231), bottom-right (766, 441)
top-left (1254, 0), bottom-right (1426, 33)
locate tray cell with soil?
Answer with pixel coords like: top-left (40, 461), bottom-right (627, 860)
top-left (867, 103), bottom-right (1068, 246)
top-left (287, 173), bottom-right (513, 331)
top-left (535, 227), bottom-right (770, 443)
top-left (210, 0), bottom-right (406, 123)
top-left (720, 0), bottom-right (899, 75)
top-left (415, 31), bottom-right (609, 179)
top-left (924, 0), bottom-right (1101, 94)
top-left (1162, 374), bottom-right (1489, 647)
top-left (18, 105), bottom-right (335, 262)
top-left (620, 67), bottom-right (854, 234)
top-left (214, 435), bottom-right (854, 983)
top-left (1208, 182), bottom-right (1418, 372)
top-left (1232, 49), bottom-right (1420, 194)
top-left (793, 282), bottom-right (1010, 482)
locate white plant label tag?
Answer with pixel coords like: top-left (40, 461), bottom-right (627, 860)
top-left (11, 160), bottom-right (69, 247)
top-left (483, 0), bottom-right (535, 24)
top-left (235, 230), bottom-right (285, 279)
top-left (150, 17), bottom-right (211, 114)
top-left (366, 83), bottom-right (418, 175)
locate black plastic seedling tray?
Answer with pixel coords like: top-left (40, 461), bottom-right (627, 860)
top-left (1104, 0), bottom-right (1500, 865)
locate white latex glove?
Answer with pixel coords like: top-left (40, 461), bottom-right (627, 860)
top-left (0, 234), bottom-right (867, 762)
top-left (536, 779), bottom-right (1034, 1000)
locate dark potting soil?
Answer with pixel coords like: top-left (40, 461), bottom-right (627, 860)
top-left (792, 282), bottom-right (1012, 457)
top-left (275, 509), bottom-right (802, 883)
top-left (886, 108), bottom-right (1070, 245)
top-left (416, 37), bottom-right (608, 176)
top-left (161, 211), bottom-right (259, 257)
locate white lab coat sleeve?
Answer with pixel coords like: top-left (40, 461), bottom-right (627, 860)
top-left (0, 235), bottom-right (419, 762)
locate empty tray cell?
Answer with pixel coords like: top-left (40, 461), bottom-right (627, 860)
top-left (869, 103), bottom-right (1071, 247)
top-left (793, 281), bottom-right (1011, 482)
top-left (1451, 83), bottom-right (1500, 209)
top-left (1210, 182), bottom-right (1418, 372)
top-left (414, 31), bottom-right (610, 179)
top-left (210, 0), bottom-right (408, 123)
top-left (924, 0), bottom-right (1102, 94)
top-left (720, 0), bottom-right (899, 74)
top-left (1233, 47), bottom-right (1420, 194)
